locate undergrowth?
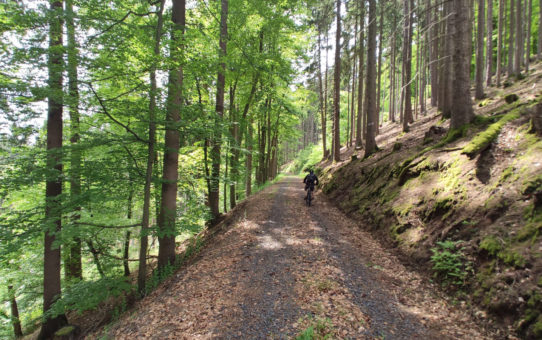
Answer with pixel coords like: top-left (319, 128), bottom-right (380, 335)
top-left (430, 240), bottom-right (471, 288)
top-left (283, 143), bottom-right (322, 174)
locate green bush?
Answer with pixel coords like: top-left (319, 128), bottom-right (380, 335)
top-left (430, 240), bottom-right (471, 287)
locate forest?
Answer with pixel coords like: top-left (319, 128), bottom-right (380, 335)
top-left (0, 0), bottom-right (541, 338)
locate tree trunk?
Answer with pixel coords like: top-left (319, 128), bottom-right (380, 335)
top-left (442, 1), bottom-right (454, 118)
top-left (39, 1), bottom-right (68, 338)
top-left (324, 32), bottom-right (330, 158)
top-left (538, 0), bottom-right (542, 59)
top-left (451, 0), bottom-right (474, 129)
top-left (514, 0), bottom-right (522, 75)
top-left (157, 0), bottom-right (185, 271)
top-left (8, 285), bottom-right (23, 338)
top-left (430, 0), bottom-right (439, 107)
top-left (390, 2), bottom-right (397, 120)
top-left (245, 115), bottom-right (253, 196)
top-left (65, 0), bottom-right (82, 281)
top-left (356, 2), bottom-right (365, 149)
top-left (524, 0), bottom-right (532, 71)
top-left (475, 0), bottom-right (485, 99)
top-left (209, 0), bottom-right (228, 220)
top-left (508, 0), bottom-right (515, 76)
top-left (402, 0), bottom-right (413, 132)
top-left (137, 0), bottom-right (165, 295)
top-left (376, 3), bottom-right (383, 133)
top-left (486, 0), bottom-right (494, 86)
top-left (496, 0), bottom-right (504, 85)
top-left (317, 27), bottom-right (327, 158)
top-left (333, 0), bottom-right (341, 162)
top-left (123, 178), bottom-right (133, 277)
top-left (364, 0), bottom-right (378, 157)
top-left (87, 240), bottom-right (105, 277)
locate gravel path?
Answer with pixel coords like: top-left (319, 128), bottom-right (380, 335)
top-left (91, 176), bottom-right (498, 339)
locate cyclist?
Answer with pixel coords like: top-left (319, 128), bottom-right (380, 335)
top-left (303, 169), bottom-right (319, 201)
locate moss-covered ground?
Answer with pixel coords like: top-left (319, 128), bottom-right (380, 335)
top-left (317, 63), bottom-right (542, 338)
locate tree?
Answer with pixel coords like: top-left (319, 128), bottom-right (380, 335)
top-left (209, 0), bottom-right (228, 219)
top-left (539, 0), bottom-right (542, 60)
top-left (450, 0), bottom-right (474, 129)
top-left (332, 0), bottom-right (341, 162)
top-left (137, 0), bottom-right (165, 295)
top-left (364, 0), bottom-right (378, 157)
top-left (524, 0), bottom-right (532, 72)
top-left (65, 0), bottom-right (82, 281)
top-left (513, 0), bottom-right (522, 75)
top-left (486, 0), bottom-right (494, 86)
top-left (508, 0), bottom-right (515, 77)
top-left (355, 0), bottom-right (365, 149)
top-left (496, 0), bottom-right (504, 85)
top-left (475, 0), bottom-right (485, 99)
top-left (157, 0), bottom-right (186, 271)
top-left (38, 1), bottom-right (68, 338)
top-left (401, 0), bottom-right (413, 132)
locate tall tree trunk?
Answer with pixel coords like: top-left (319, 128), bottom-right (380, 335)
top-left (324, 32), bottom-right (330, 158)
top-left (356, 2), bottom-right (365, 149)
top-left (65, 0), bottom-right (82, 281)
top-left (508, 0), bottom-right (515, 76)
top-left (390, 2), bottom-right (397, 120)
top-left (350, 15), bottom-right (357, 147)
top-left (209, 0), bottom-right (228, 220)
top-left (8, 285), bottom-right (23, 338)
top-left (317, 27), bottom-right (327, 158)
top-left (445, 0), bottom-right (454, 116)
top-left (519, 0), bottom-right (525, 67)
top-left (123, 176), bottom-right (134, 277)
top-left (451, 0), bottom-right (474, 129)
top-left (514, 0), bottom-right (522, 74)
top-left (376, 3), bottom-right (383, 133)
top-left (475, 0), bottom-right (485, 99)
top-left (245, 115), bottom-right (253, 196)
top-left (228, 82), bottom-right (237, 209)
top-left (437, 2), bottom-right (446, 114)
top-left (137, 0), bottom-right (165, 295)
top-left (364, 0), bottom-right (378, 157)
top-left (39, 1), bottom-right (68, 338)
top-left (538, 0), bottom-right (542, 59)
top-left (157, 0), bottom-right (185, 271)
top-left (497, 0), bottom-right (504, 85)
top-left (402, 0), bottom-right (413, 132)
top-left (525, 0), bottom-right (532, 71)
top-left (486, 0), bottom-right (494, 85)
top-left (333, 0), bottom-right (341, 162)
top-left (430, 0), bottom-right (439, 107)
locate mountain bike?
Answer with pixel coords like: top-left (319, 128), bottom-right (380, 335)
top-left (306, 188), bottom-right (313, 206)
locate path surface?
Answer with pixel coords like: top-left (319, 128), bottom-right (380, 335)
top-left (92, 176), bottom-right (499, 339)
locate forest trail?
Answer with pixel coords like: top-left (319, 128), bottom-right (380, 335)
top-left (92, 176), bottom-right (499, 339)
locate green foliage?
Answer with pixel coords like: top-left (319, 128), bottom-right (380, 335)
top-left (46, 277), bottom-right (132, 319)
top-left (430, 241), bottom-right (471, 287)
top-left (295, 316), bottom-right (333, 340)
top-left (479, 236), bottom-right (503, 256)
top-left (284, 143), bottom-right (323, 175)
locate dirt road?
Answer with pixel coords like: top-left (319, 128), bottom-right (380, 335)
top-left (93, 176), bottom-right (500, 339)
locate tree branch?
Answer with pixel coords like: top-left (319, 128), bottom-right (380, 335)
top-left (85, 82), bottom-right (149, 144)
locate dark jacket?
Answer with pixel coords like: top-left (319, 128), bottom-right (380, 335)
top-left (303, 173), bottom-right (319, 190)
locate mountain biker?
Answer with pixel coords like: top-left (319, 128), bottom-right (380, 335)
top-left (303, 169), bottom-right (319, 201)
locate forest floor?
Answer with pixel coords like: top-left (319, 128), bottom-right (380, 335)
top-left (90, 176), bottom-right (503, 339)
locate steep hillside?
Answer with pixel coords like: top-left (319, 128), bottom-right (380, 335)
top-left (318, 63), bottom-right (542, 339)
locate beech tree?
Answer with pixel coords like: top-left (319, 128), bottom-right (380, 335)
top-left (39, 1), bottom-right (68, 338)
top-left (364, 0), bottom-right (378, 157)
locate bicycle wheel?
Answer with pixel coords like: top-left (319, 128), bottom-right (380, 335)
top-left (307, 189), bottom-right (312, 206)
